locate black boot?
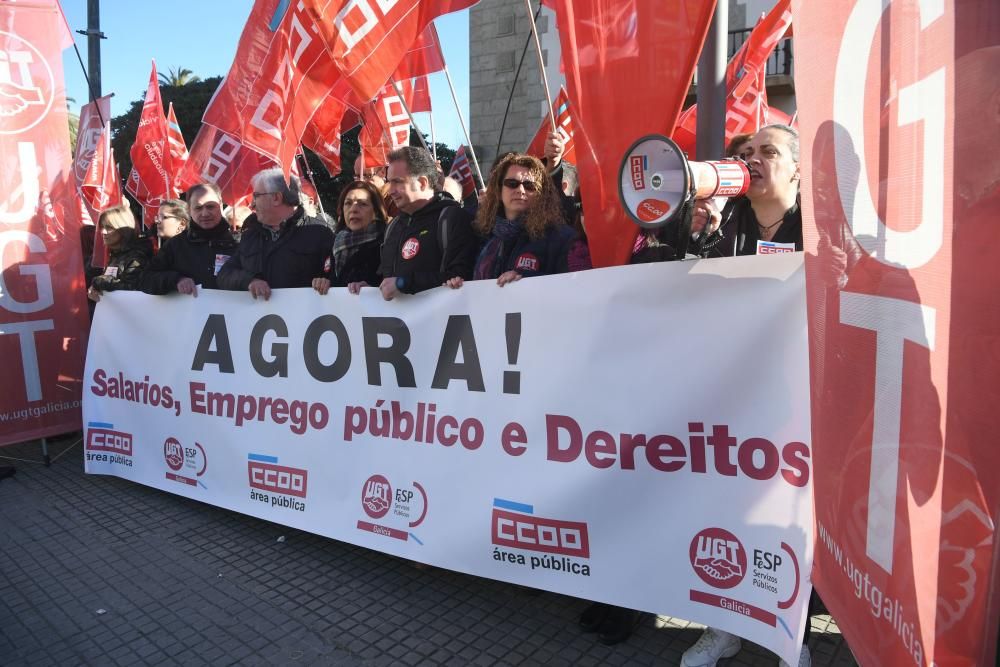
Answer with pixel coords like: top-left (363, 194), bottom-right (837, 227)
top-left (578, 602), bottom-right (611, 632)
top-left (597, 607), bottom-right (641, 646)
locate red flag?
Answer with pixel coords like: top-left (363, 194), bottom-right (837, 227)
top-left (447, 145), bottom-right (475, 199)
top-left (672, 0), bottom-right (793, 156)
top-left (127, 61), bottom-right (173, 225)
top-left (166, 102), bottom-right (189, 193)
top-left (301, 93), bottom-right (353, 177)
top-left (550, 0), bottom-right (715, 267)
top-left (201, 0), bottom-right (343, 179)
top-left (72, 95), bottom-right (112, 192)
top-left (797, 0), bottom-right (1000, 664)
top-left (180, 124), bottom-right (274, 206)
top-left (81, 122), bottom-right (124, 268)
top-left (399, 76), bottom-right (433, 114)
top-left (393, 24), bottom-right (447, 80)
top-left (303, 0), bottom-right (475, 100)
top-left (525, 86), bottom-right (576, 164)
top-left (0, 0), bottom-right (90, 446)
top-left (375, 82), bottom-right (413, 150)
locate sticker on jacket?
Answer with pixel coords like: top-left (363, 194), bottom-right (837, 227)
top-left (401, 238), bottom-right (420, 260)
top-left (214, 254), bottom-right (231, 275)
top-left (103, 266), bottom-right (119, 278)
top-left (514, 253), bottom-right (539, 272)
top-left (756, 240), bottom-right (796, 255)
top-left (323, 257), bottom-right (331, 273)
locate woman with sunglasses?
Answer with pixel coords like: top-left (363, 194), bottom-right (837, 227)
top-left (465, 153), bottom-right (586, 287)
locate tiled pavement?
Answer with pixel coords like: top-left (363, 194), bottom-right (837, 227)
top-left (0, 434), bottom-right (859, 666)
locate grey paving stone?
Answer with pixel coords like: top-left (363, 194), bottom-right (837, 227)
top-left (0, 437), bottom-right (857, 667)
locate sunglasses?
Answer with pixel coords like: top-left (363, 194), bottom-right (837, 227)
top-left (502, 178), bottom-right (540, 192)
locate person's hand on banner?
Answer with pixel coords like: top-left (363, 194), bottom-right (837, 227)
top-left (248, 278), bottom-right (271, 301)
top-left (312, 277), bottom-right (331, 295)
top-left (380, 277), bottom-right (400, 301)
top-left (177, 277), bottom-right (198, 297)
top-left (347, 281), bottom-right (369, 295)
top-left (497, 271), bottom-right (522, 287)
top-left (87, 285), bottom-right (102, 302)
top-left (691, 199), bottom-right (722, 236)
top-left (544, 131), bottom-right (565, 170)
top-left (443, 277), bottom-right (464, 289)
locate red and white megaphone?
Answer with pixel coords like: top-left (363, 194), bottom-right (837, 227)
top-left (618, 134), bottom-right (751, 229)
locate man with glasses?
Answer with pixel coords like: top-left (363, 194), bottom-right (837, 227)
top-left (377, 146), bottom-right (476, 300)
top-left (141, 183), bottom-right (237, 297)
top-left (218, 169), bottom-right (333, 300)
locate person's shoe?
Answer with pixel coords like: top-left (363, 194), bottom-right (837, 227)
top-left (778, 645), bottom-right (811, 667)
top-left (578, 602), bottom-right (611, 632)
top-left (597, 607), bottom-right (641, 646)
top-left (0, 466), bottom-right (15, 481)
top-left (680, 627), bottom-right (742, 666)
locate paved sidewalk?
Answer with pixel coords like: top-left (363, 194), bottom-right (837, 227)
top-left (0, 435), bottom-right (858, 666)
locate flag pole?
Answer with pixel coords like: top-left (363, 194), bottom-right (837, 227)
top-left (442, 64), bottom-right (485, 190)
top-left (390, 79), bottom-right (432, 154)
top-left (789, 110), bottom-right (798, 126)
top-left (429, 110), bottom-right (437, 161)
top-left (523, 0), bottom-right (556, 131)
top-left (298, 146), bottom-right (327, 219)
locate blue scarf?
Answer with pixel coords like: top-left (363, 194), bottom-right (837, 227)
top-left (474, 217), bottom-right (523, 280)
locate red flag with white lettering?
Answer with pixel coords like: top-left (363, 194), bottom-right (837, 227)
top-left (73, 95), bottom-right (112, 194)
top-left (303, 0), bottom-right (475, 101)
top-left (550, 0), bottom-right (714, 266)
top-left (301, 94), bottom-right (353, 177)
top-left (797, 0), bottom-right (1000, 664)
top-left (166, 102), bottom-right (189, 194)
top-left (672, 0), bottom-right (793, 157)
top-left (180, 124), bottom-right (274, 206)
top-left (127, 61), bottom-right (173, 225)
top-left (525, 87), bottom-right (576, 164)
top-left (374, 82), bottom-right (413, 151)
top-left (201, 0), bottom-right (343, 179)
top-left (81, 122), bottom-right (124, 268)
top-left (0, 0), bottom-right (90, 445)
top-left (447, 145), bottom-right (475, 199)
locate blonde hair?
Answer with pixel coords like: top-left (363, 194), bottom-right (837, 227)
top-left (98, 205), bottom-right (135, 231)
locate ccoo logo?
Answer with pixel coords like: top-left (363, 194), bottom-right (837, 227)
top-left (0, 32), bottom-right (56, 135)
top-left (689, 527), bottom-right (747, 590)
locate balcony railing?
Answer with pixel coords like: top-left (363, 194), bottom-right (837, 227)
top-left (727, 28), bottom-right (793, 77)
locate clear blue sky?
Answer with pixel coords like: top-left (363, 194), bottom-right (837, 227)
top-left (59, 1), bottom-right (472, 150)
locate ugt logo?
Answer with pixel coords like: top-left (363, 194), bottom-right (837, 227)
top-left (361, 474), bottom-right (391, 519)
top-left (690, 527), bottom-right (747, 590)
top-left (0, 32), bottom-right (55, 135)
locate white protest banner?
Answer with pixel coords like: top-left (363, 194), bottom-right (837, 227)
top-left (83, 254), bottom-right (812, 664)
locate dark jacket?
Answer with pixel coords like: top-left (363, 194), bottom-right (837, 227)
top-left (92, 231), bottom-right (153, 293)
top-left (475, 222), bottom-right (585, 278)
top-left (332, 235), bottom-right (383, 287)
top-left (140, 224), bottom-right (238, 294)
top-left (695, 196), bottom-right (803, 257)
top-left (217, 208), bottom-right (334, 290)
top-left (380, 192), bottom-right (477, 294)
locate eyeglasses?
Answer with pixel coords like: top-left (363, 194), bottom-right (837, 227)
top-left (502, 178), bottom-right (540, 193)
top-left (252, 192), bottom-right (276, 200)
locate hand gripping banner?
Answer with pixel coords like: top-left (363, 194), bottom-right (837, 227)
top-left (84, 255), bottom-right (813, 665)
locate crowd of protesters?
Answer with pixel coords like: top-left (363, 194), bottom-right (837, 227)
top-left (81, 124), bottom-right (810, 667)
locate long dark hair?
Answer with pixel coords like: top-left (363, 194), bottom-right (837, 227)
top-left (474, 153), bottom-right (562, 241)
top-left (334, 180), bottom-right (388, 233)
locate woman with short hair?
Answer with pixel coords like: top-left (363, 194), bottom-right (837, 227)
top-left (87, 205), bottom-right (152, 302)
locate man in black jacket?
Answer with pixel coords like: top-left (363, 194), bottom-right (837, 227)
top-left (141, 183), bottom-right (238, 297)
top-left (218, 169), bottom-right (333, 300)
top-left (378, 146), bottom-right (476, 299)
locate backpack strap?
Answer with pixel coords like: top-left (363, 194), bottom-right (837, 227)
top-left (438, 207), bottom-right (450, 273)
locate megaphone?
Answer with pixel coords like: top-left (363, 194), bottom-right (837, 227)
top-left (618, 134), bottom-right (751, 229)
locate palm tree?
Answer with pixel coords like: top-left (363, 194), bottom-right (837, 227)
top-left (158, 67), bottom-right (201, 87)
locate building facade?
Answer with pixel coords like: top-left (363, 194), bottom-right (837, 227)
top-left (468, 0), bottom-right (795, 170)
